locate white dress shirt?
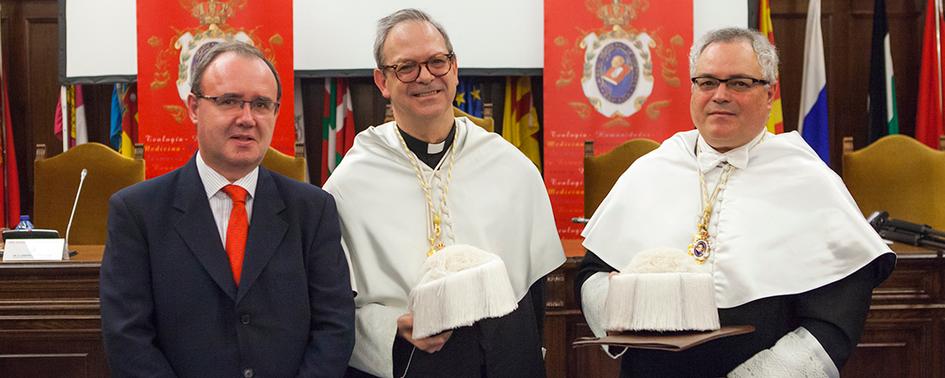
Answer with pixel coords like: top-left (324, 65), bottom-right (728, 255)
top-left (195, 152), bottom-right (258, 246)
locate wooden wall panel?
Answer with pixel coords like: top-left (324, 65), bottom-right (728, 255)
top-left (2, 0), bottom-right (58, 215)
top-left (844, 308), bottom-right (942, 377)
top-left (770, 0), bottom-right (925, 170)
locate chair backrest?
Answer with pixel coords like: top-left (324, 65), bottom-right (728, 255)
top-left (261, 142), bottom-right (307, 182)
top-left (33, 142), bottom-right (145, 245)
top-left (384, 104), bottom-right (495, 132)
top-left (583, 139), bottom-right (659, 217)
top-left (842, 135), bottom-right (945, 230)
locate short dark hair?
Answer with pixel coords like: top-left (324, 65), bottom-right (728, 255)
top-left (190, 41), bottom-right (282, 100)
top-left (374, 8), bottom-right (454, 68)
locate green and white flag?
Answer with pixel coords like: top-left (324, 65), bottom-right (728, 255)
top-left (867, 0), bottom-right (900, 142)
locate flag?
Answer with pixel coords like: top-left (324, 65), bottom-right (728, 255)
top-left (502, 76), bottom-right (541, 170)
top-left (0, 5), bottom-right (20, 228)
top-left (867, 0), bottom-right (900, 143)
top-left (110, 85), bottom-right (122, 149)
top-left (798, 0), bottom-right (830, 164)
top-left (321, 78), bottom-right (355, 184)
top-left (915, 0), bottom-right (945, 148)
top-left (109, 83), bottom-right (139, 158)
top-left (454, 77), bottom-right (484, 117)
top-left (54, 84), bottom-right (88, 152)
top-left (759, 0), bottom-right (784, 134)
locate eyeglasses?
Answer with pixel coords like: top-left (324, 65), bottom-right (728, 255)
top-left (380, 52), bottom-right (455, 83)
top-left (194, 93), bottom-right (280, 115)
top-left (691, 76), bottom-right (769, 93)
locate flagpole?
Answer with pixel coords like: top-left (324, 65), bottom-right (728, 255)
top-left (0, 82), bottom-right (7, 226)
top-left (936, 0), bottom-right (943, 115)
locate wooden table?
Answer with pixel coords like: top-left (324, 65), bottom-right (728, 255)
top-left (0, 245), bottom-right (107, 378)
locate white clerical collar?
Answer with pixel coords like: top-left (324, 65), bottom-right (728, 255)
top-left (195, 151), bottom-right (258, 200)
top-left (696, 128), bottom-right (768, 171)
top-left (428, 140), bottom-right (446, 154)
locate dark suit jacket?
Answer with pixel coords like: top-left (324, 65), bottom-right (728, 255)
top-left (100, 157), bottom-right (354, 378)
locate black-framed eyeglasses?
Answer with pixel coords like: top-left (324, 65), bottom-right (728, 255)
top-left (193, 93), bottom-right (280, 115)
top-left (691, 76), bottom-right (769, 93)
top-left (380, 52), bottom-right (455, 83)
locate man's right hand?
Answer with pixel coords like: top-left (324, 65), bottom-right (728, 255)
top-left (397, 313), bottom-right (452, 353)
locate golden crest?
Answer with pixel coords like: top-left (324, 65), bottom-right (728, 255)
top-left (553, 0), bottom-right (687, 122)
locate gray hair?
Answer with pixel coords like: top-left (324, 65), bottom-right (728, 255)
top-left (190, 41), bottom-right (282, 100)
top-left (374, 8), bottom-right (454, 68)
top-left (688, 27), bottom-right (779, 83)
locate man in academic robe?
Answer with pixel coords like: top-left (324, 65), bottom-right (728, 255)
top-left (325, 8), bottom-right (565, 378)
top-left (100, 41), bottom-right (355, 377)
top-left (577, 27), bottom-right (895, 377)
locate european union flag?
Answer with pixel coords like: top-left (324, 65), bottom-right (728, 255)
top-left (454, 77), bottom-right (483, 117)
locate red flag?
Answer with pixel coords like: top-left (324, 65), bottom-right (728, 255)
top-left (0, 50), bottom-right (20, 227)
top-left (916, 0), bottom-right (945, 148)
top-left (320, 78), bottom-right (355, 184)
top-left (759, 0), bottom-right (784, 133)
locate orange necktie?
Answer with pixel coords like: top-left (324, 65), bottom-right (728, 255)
top-left (221, 185), bottom-right (248, 286)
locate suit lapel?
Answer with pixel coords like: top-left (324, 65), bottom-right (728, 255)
top-left (173, 158), bottom-right (238, 301)
top-left (236, 168), bottom-right (287, 303)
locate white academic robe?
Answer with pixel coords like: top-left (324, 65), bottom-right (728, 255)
top-left (324, 117), bottom-right (565, 377)
top-left (579, 129), bottom-right (894, 377)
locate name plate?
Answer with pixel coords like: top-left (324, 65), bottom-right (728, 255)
top-left (3, 239), bottom-right (66, 261)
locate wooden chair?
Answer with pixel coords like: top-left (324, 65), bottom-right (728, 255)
top-left (261, 142), bottom-right (307, 182)
top-left (33, 142), bottom-right (145, 245)
top-left (384, 104), bottom-right (495, 132)
top-left (583, 139), bottom-right (659, 218)
top-left (842, 135), bottom-right (945, 230)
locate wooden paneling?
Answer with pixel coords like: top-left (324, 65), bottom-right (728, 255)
top-left (2, 0), bottom-right (58, 215)
top-left (769, 0), bottom-right (925, 170)
top-left (843, 306), bottom-right (945, 377)
top-left (0, 257), bottom-right (107, 378)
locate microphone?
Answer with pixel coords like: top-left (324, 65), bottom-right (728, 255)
top-left (867, 210), bottom-right (945, 248)
top-left (63, 168), bottom-right (88, 258)
top-left (866, 211), bottom-right (888, 231)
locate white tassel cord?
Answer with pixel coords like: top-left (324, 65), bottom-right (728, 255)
top-left (604, 272), bottom-right (719, 332)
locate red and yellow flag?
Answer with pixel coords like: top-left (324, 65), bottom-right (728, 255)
top-left (760, 0), bottom-right (784, 133)
top-left (502, 76), bottom-right (541, 171)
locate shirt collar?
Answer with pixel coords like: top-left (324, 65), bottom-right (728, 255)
top-left (195, 151), bottom-right (258, 200)
top-left (696, 128), bottom-right (768, 171)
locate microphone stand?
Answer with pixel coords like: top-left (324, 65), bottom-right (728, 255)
top-left (63, 168), bottom-right (87, 259)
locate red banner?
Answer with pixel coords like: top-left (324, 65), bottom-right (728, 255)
top-left (137, 0), bottom-right (294, 178)
top-left (544, 0), bottom-right (694, 238)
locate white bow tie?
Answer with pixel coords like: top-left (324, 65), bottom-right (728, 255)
top-left (697, 147), bottom-right (750, 171)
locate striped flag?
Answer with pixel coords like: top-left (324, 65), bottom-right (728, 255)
top-left (799, 0), bottom-right (830, 164)
top-left (915, 0), bottom-right (945, 148)
top-left (321, 78), bottom-right (355, 184)
top-left (502, 76), bottom-right (541, 170)
top-left (759, 0), bottom-right (784, 134)
top-left (867, 0), bottom-right (900, 143)
top-left (109, 83), bottom-right (138, 158)
top-left (54, 84), bottom-right (88, 152)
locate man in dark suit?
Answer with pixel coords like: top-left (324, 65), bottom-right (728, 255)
top-left (100, 41), bottom-right (354, 378)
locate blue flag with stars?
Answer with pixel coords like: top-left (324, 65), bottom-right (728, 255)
top-left (454, 77), bottom-right (483, 117)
